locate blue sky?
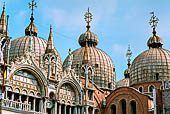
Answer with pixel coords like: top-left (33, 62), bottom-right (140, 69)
top-left (2, 0), bottom-right (170, 81)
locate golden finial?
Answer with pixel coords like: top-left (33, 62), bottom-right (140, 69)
top-left (149, 12), bottom-right (159, 36)
top-left (126, 44), bottom-right (132, 68)
top-left (84, 8), bottom-right (93, 31)
top-left (28, 0), bottom-right (37, 22)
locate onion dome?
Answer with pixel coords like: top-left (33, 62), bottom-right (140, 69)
top-left (130, 12), bottom-right (170, 86)
top-left (147, 35), bottom-right (163, 48)
top-left (124, 68), bottom-right (130, 78)
top-left (78, 31), bottom-right (98, 47)
top-left (63, 8), bottom-right (116, 89)
top-left (25, 21), bottom-right (38, 37)
top-left (25, 0), bottom-right (38, 37)
top-left (78, 8), bottom-right (98, 47)
top-left (9, 0), bottom-right (62, 74)
top-left (0, 3), bottom-right (7, 35)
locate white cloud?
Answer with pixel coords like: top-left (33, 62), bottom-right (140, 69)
top-left (39, 0), bottom-right (117, 32)
top-left (112, 44), bottom-right (127, 57)
top-left (15, 10), bottom-right (27, 20)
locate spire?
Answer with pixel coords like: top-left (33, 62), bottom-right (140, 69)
top-left (0, 2), bottom-right (7, 35)
top-left (147, 12), bottom-right (163, 48)
top-left (82, 38), bottom-right (89, 64)
top-left (25, 0), bottom-right (38, 36)
top-left (84, 8), bottom-right (93, 31)
top-left (45, 24), bottom-right (55, 54)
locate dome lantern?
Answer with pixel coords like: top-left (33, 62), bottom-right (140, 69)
top-left (78, 8), bottom-right (98, 47)
top-left (25, 0), bottom-right (38, 37)
top-left (147, 12), bottom-right (163, 49)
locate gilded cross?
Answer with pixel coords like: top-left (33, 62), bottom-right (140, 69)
top-left (84, 8), bottom-right (93, 31)
top-left (29, 0), bottom-right (37, 16)
top-left (149, 12), bottom-right (159, 29)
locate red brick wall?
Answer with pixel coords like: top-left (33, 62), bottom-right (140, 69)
top-left (104, 87), bottom-right (154, 114)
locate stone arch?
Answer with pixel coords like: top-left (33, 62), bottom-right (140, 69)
top-left (14, 87), bottom-right (20, 93)
top-left (21, 89), bottom-right (28, 95)
top-left (57, 78), bottom-right (82, 105)
top-left (29, 90), bottom-right (35, 96)
top-left (138, 86), bottom-right (143, 93)
top-left (6, 86), bottom-right (13, 91)
top-left (8, 64), bottom-right (48, 97)
top-left (148, 85), bottom-right (155, 92)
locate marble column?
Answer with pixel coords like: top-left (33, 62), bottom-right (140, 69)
top-left (33, 98), bottom-right (36, 111)
top-left (12, 93), bottom-right (14, 101)
top-left (5, 90), bottom-right (7, 99)
top-left (74, 106), bottom-right (77, 114)
top-left (78, 107), bottom-right (81, 114)
top-left (55, 102), bottom-right (57, 114)
top-left (69, 106), bottom-right (72, 114)
top-left (40, 99), bottom-right (43, 113)
top-left (59, 104), bottom-right (61, 114)
top-left (64, 105), bottom-right (66, 114)
top-left (92, 108), bottom-right (95, 114)
top-left (85, 106), bottom-right (88, 114)
top-left (81, 107), bottom-right (84, 114)
top-left (43, 98), bottom-right (47, 114)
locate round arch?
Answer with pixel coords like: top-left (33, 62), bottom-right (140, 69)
top-left (8, 64), bottom-right (48, 97)
top-left (57, 78), bottom-right (82, 104)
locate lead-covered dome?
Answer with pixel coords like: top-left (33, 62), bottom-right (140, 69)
top-left (130, 48), bottom-right (170, 85)
top-left (130, 13), bottom-right (170, 85)
top-left (9, 22), bottom-right (62, 74)
top-left (63, 47), bottom-right (116, 88)
top-left (63, 9), bottom-right (116, 89)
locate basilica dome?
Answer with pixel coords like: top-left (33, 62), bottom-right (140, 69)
top-left (9, 19), bottom-right (62, 74)
top-left (130, 29), bottom-right (170, 86)
top-left (63, 9), bottom-right (116, 89)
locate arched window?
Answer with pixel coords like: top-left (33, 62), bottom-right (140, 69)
top-left (120, 99), bottom-right (126, 114)
top-left (95, 109), bottom-right (100, 114)
top-left (111, 104), bottom-right (116, 114)
top-left (138, 87), bottom-right (143, 93)
top-left (156, 73), bottom-right (159, 80)
top-left (130, 101), bottom-right (136, 114)
top-left (149, 85), bottom-right (154, 92)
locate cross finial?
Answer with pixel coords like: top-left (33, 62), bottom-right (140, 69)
top-left (84, 8), bottom-right (93, 31)
top-left (126, 44), bottom-right (132, 68)
top-left (28, 0), bottom-right (37, 22)
top-left (149, 12), bottom-right (159, 36)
